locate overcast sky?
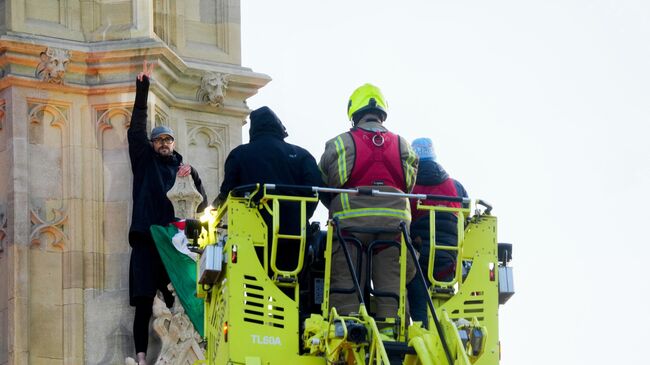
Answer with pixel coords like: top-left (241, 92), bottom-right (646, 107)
top-left (240, 1), bottom-right (650, 364)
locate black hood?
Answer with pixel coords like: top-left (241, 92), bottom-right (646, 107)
top-left (249, 106), bottom-right (288, 141)
top-left (416, 159), bottom-right (449, 185)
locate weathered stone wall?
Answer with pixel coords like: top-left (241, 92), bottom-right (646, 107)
top-left (0, 1), bottom-right (270, 364)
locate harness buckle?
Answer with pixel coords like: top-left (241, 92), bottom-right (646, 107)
top-left (372, 133), bottom-right (385, 147)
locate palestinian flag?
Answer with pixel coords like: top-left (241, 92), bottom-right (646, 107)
top-left (150, 222), bottom-right (204, 337)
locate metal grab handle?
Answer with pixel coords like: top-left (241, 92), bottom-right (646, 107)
top-left (264, 183), bottom-right (472, 204)
top-left (476, 199), bottom-right (493, 214)
top-left (230, 183), bottom-right (260, 196)
top-left (229, 183), bottom-right (474, 206)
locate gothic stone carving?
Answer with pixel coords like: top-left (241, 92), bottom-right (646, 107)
top-left (155, 106), bottom-right (170, 129)
top-left (186, 124), bottom-right (227, 202)
top-left (30, 207), bottom-right (68, 250)
top-left (167, 174), bottom-right (204, 220)
top-left (125, 286), bottom-right (205, 365)
top-left (197, 72), bottom-right (229, 108)
top-left (35, 47), bottom-right (71, 84)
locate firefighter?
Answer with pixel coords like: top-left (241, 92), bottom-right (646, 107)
top-left (319, 83), bottom-right (418, 329)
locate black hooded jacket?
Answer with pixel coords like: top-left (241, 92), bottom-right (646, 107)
top-left (128, 76), bottom-right (207, 242)
top-left (217, 107), bottom-right (322, 218)
top-left (217, 107), bottom-right (322, 271)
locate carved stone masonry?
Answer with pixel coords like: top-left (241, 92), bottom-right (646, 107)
top-left (155, 106), bottom-right (169, 129)
top-left (166, 174), bottom-right (204, 219)
top-left (197, 72), bottom-right (229, 108)
top-left (152, 288), bottom-right (205, 365)
top-left (35, 47), bottom-right (71, 84)
top-left (125, 286), bottom-right (205, 365)
top-left (30, 207), bottom-right (68, 250)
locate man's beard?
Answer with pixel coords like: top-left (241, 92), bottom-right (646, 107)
top-left (156, 146), bottom-right (173, 156)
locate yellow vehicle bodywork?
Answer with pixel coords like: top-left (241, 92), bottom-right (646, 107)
top-left (194, 186), bottom-right (504, 365)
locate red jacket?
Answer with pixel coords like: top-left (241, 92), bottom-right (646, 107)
top-left (410, 180), bottom-right (460, 222)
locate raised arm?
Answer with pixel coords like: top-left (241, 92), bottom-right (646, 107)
top-left (128, 60), bottom-right (156, 169)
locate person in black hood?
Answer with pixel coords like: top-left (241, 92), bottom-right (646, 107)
top-left (406, 138), bottom-right (467, 329)
top-left (127, 60), bottom-right (207, 365)
top-left (215, 106), bottom-right (322, 271)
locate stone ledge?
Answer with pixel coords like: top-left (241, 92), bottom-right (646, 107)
top-left (0, 35), bottom-right (270, 117)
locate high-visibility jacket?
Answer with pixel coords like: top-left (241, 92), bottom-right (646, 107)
top-left (319, 120), bottom-right (418, 230)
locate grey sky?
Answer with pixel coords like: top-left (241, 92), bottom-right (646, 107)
top-left (240, 1), bottom-right (650, 364)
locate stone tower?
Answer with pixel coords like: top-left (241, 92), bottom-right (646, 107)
top-left (0, 1), bottom-right (270, 364)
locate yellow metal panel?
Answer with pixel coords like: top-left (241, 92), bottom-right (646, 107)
top-left (198, 188), bottom-right (505, 365)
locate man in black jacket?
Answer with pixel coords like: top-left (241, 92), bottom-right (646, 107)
top-left (215, 106), bottom-right (322, 272)
top-left (128, 60), bottom-right (207, 365)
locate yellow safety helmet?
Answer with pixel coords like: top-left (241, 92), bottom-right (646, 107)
top-left (347, 83), bottom-right (388, 123)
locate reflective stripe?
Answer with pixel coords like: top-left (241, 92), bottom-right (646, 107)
top-left (334, 136), bottom-right (347, 186)
top-left (340, 192), bottom-right (351, 211)
top-left (333, 207), bottom-right (411, 221)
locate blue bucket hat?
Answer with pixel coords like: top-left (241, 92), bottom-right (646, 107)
top-left (151, 125), bottom-right (175, 140)
top-left (411, 137), bottom-right (436, 161)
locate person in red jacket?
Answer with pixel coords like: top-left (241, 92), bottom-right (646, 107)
top-left (407, 137), bottom-right (467, 328)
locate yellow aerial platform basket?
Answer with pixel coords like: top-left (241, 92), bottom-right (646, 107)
top-left (187, 184), bottom-right (513, 365)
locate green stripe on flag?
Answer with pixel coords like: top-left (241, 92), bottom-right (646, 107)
top-left (150, 224), bottom-right (204, 337)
